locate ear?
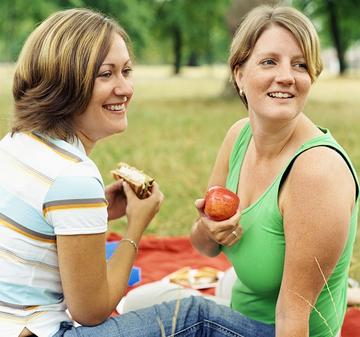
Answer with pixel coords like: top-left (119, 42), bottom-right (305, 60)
top-left (234, 65), bottom-right (244, 90)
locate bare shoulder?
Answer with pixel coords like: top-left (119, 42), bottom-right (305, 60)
top-left (282, 145), bottom-right (356, 230)
top-left (221, 117), bottom-right (249, 162)
top-left (224, 117), bottom-right (249, 145)
top-left (290, 146), bottom-right (355, 195)
top-left (227, 117), bottom-right (249, 136)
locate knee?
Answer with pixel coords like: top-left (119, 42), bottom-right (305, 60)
top-left (182, 295), bottom-right (216, 317)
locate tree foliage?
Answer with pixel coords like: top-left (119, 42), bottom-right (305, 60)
top-left (0, 0), bottom-right (231, 74)
top-left (0, 0), bottom-right (58, 61)
top-left (226, 0), bottom-right (283, 35)
top-left (152, 0), bottom-right (230, 73)
top-left (1, 0), bottom-right (358, 75)
top-left (292, 0), bottom-right (360, 74)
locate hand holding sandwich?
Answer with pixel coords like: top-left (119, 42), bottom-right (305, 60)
top-left (108, 162), bottom-right (164, 239)
top-left (106, 169), bottom-right (164, 242)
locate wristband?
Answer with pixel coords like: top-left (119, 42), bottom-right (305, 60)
top-left (120, 238), bottom-right (138, 253)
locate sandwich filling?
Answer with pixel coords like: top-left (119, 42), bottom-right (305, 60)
top-left (117, 166), bottom-right (146, 184)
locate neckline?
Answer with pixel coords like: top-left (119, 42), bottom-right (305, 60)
top-left (236, 124), bottom-right (330, 215)
top-left (31, 132), bottom-right (87, 158)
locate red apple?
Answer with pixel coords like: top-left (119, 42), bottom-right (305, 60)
top-left (204, 186), bottom-right (240, 221)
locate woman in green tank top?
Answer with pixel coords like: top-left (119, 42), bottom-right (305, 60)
top-left (191, 5), bottom-right (359, 337)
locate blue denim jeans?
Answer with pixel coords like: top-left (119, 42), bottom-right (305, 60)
top-left (53, 296), bottom-right (274, 337)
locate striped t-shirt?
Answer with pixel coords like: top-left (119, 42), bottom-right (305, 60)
top-left (0, 132), bottom-right (108, 337)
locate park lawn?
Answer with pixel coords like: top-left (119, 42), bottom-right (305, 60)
top-left (1, 64), bottom-right (360, 280)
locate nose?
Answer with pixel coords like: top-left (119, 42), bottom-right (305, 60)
top-left (275, 64), bottom-right (295, 85)
top-left (114, 77), bottom-right (134, 98)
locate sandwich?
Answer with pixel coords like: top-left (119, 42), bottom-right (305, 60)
top-left (111, 162), bottom-right (154, 199)
top-left (167, 266), bottom-right (221, 289)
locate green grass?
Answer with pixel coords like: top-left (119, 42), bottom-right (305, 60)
top-left (1, 64), bottom-right (360, 281)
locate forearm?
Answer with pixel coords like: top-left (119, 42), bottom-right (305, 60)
top-left (276, 317), bottom-right (309, 337)
top-left (190, 219), bottom-right (221, 257)
top-left (74, 224), bottom-right (143, 324)
top-left (106, 219), bottom-right (146, 309)
top-left (275, 299), bottom-right (310, 337)
top-left (106, 240), bottom-right (138, 307)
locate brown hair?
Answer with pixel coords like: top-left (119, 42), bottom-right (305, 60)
top-left (12, 8), bottom-right (130, 141)
top-left (229, 5), bottom-right (323, 107)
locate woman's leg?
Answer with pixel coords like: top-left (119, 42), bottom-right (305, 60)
top-left (56, 296), bottom-right (274, 337)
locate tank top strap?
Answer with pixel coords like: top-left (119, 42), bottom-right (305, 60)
top-left (226, 121), bottom-right (252, 193)
top-left (280, 127), bottom-right (359, 198)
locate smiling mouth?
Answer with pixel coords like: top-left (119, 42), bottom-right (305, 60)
top-left (103, 104), bottom-right (126, 112)
top-left (268, 92), bottom-right (294, 99)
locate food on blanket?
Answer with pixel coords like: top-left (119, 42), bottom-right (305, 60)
top-left (111, 162), bottom-right (154, 199)
top-left (204, 186), bottom-right (239, 221)
top-left (167, 267), bottom-right (222, 289)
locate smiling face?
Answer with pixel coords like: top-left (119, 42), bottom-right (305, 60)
top-left (234, 24), bottom-right (312, 123)
top-left (74, 33), bottom-right (133, 151)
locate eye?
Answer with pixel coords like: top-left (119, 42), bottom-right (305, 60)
top-left (261, 59), bottom-right (276, 66)
top-left (294, 62), bottom-right (308, 70)
top-left (122, 67), bottom-right (133, 77)
top-left (98, 71), bottom-right (112, 78)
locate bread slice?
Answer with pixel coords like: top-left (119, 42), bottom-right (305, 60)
top-left (111, 162), bottom-right (154, 199)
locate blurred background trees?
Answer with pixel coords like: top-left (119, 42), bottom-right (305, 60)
top-left (0, 0), bottom-right (359, 75)
top-left (292, 0), bottom-right (360, 74)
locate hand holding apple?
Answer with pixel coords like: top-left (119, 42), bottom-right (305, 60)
top-left (204, 186), bottom-right (240, 221)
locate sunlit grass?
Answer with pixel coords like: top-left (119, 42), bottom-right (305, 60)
top-left (1, 64), bottom-right (360, 281)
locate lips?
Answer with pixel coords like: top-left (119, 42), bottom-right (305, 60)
top-left (267, 92), bottom-right (294, 99)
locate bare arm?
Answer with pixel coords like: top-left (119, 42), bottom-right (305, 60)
top-left (57, 182), bottom-right (163, 325)
top-left (190, 118), bottom-right (247, 256)
top-left (276, 147), bottom-right (355, 336)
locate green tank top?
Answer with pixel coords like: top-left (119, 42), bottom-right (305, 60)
top-left (222, 122), bottom-right (359, 336)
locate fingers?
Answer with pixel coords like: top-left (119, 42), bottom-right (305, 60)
top-left (151, 182), bottom-right (164, 212)
top-left (195, 198), bottom-right (205, 210)
top-left (210, 224), bottom-right (242, 247)
top-left (149, 182), bottom-right (164, 201)
top-left (201, 209), bottom-right (241, 232)
top-left (199, 209), bottom-right (242, 246)
top-left (105, 179), bottom-right (123, 194)
top-left (122, 181), bottom-right (136, 199)
top-left (124, 180), bottom-right (164, 209)
top-left (150, 181), bottom-right (160, 196)
top-left (223, 225), bottom-right (243, 247)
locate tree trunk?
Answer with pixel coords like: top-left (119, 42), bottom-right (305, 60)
top-left (326, 0), bottom-right (347, 75)
top-left (173, 26), bottom-right (182, 75)
top-left (187, 51), bottom-right (199, 67)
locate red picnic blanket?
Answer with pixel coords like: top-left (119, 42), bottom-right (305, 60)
top-left (107, 233), bottom-right (360, 336)
top-left (107, 233), bottom-right (231, 295)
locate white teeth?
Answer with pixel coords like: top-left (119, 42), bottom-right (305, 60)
top-left (268, 92), bottom-right (293, 98)
top-left (105, 104), bottom-right (125, 111)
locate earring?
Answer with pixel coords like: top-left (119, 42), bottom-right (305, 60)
top-left (239, 89), bottom-right (244, 97)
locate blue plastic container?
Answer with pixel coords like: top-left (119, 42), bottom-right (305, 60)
top-left (105, 241), bottom-right (141, 286)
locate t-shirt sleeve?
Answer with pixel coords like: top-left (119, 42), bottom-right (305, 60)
top-left (43, 172), bottom-right (108, 235)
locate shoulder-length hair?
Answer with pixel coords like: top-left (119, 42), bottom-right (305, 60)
top-left (12, 8), bottom-right (130, 141)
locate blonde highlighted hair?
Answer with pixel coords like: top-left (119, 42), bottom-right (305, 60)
top-left (12, 8), bottom-right (129, 141)
top-left (229, 5), bottom-right (323, 107)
